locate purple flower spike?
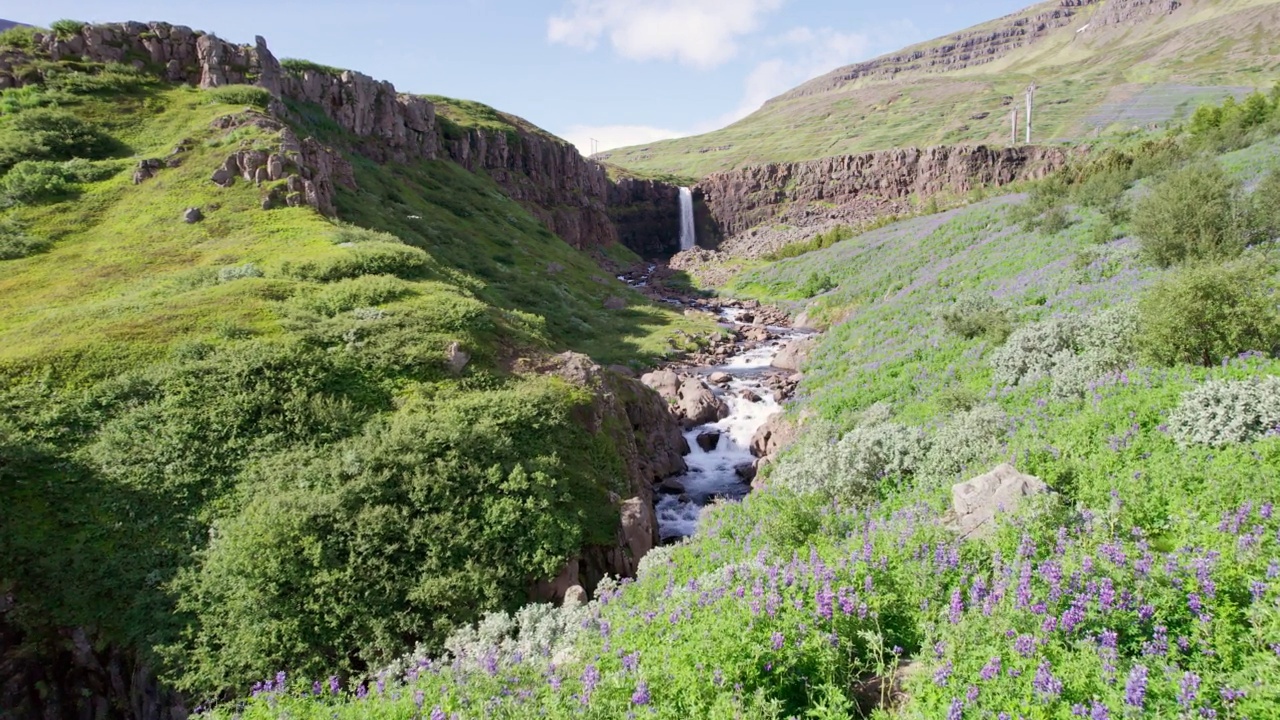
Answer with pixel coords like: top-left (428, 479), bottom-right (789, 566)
top-left (631, 681), bottom-right (650, 706)
top-left (1124, 665), bottom-right (1149, 709)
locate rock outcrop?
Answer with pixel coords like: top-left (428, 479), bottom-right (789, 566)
top-left (208, 111), bottom-right (355, 217)
top-left (697, 144), bottom-right (1070, 238)
top-left (0, 21), bottom-right (282, 93)
top-left (1092, 0), bottom-right (1182, 27)
top-left (280, 67), bottom-right (439, 163)
top-left (948, 464), bottom-right (1051, 539)
top-left (771, 338), bottom-right (816, 373)
top-left (751, 412), bottom-right (797, 461)
top-left (445, 125), bottom-right (617, 251)
top-left (640, 370), bottom-right (730, 429)
top-left (531, 353), bottom-right (689, 601)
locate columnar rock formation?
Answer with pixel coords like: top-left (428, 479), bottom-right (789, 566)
top-left (696, 144), bottom-right (1071, 238)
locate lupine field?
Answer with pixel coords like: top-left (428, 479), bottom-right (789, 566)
top-left (207, 96), bottom-right (1280, 718)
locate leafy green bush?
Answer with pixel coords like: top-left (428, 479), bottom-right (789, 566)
top-left (1168, 376), bottom-right (1280, 447)
top-left (935, 291), bottom-right (1013, 341)
top-left (0, 108), bottom-right (118, 171)
top-left (0, 158), bottom-right (121, 204)
top-left (775, 421), bottom-right (929, 501)
top-left (766, 225), bottom-right (854, 261)
top-left (291, 275), bottom-right (413, 317)
top-left (42, 63), bottom-right (153, 95)
top-left (1131, 161), bottom-right (1250, 267)
top-left (0, 216), bottom-right (50, 259)
top-left (217, 263), bottom-right (265, 282)
top-left (0, 161), bottom-right (71, 202)
top-left (920, 404), bottom-right (1008, 481)
top-left (280, 58), bottom-right (346, 76)
top-left (1137, 256), bottom-right (1280, 366)
top-left (281, 243), bottom-right (433, 282)
top-left (205, 85), bottom-right (273, 110)
top-left (796, 271), bottom-right (835, 298)
top-left (1251, 169), bottom-right (1280, 242)
top-left (990, 316), bottom-right (1082, 387)
top-left (1009, 174), bottom-right (1071, 233)
top-left (0, 26), bottom-right (39, 51)
top-left (50, 19), bottom-right (84, 39)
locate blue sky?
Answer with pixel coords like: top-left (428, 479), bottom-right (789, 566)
top-left (12, 1), bottom-right (1034, 152)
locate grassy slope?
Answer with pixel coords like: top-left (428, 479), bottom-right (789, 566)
top-left (603, 0), bottom-right (1280, 178)
top-left (211, 124), bottom-right (1280, 720)
top-left (0, 63), bottom-right (717, 698)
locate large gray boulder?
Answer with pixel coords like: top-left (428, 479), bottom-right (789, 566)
top-left (641, 371), bottom-right (729, 429)
top-left (950, 464), bottom-right (1049, 539)
top-left (771, 337), bottom-right (816, 372)
top-left (750, 412), bottom-right (796, 459)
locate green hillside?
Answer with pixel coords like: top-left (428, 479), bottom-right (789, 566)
top-left (603, 0), bottom-right (1280, 178)
top-left (0, 38), bottom-right (715, 703)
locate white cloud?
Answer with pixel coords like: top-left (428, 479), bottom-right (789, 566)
top-left (560, 124), bottom-right (688, 155)
top-left (713, 22), bottom-right (919, 126)
top-left (547, 0), bottom-right (786, 69)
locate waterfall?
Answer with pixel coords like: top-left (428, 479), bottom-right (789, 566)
top-left (678, 187), bottom-right (696, 251)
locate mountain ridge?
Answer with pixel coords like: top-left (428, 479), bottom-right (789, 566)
top-left (602, 0), bottom-right (1280, 178)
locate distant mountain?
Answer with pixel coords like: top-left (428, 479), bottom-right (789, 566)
top-left (0, 19), bottom-right (29, 32)
top-left (604, 0), bottom-right (1280, 178)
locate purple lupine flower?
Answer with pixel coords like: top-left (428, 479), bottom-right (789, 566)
top-left (1178, 672), bottom-right (1201, 708)
top-left (413, 690), bottom-right (424, 708)
top-left (1124, 665), bottom-right (1149, 710)
top-left (934, 661), bottom-right (953, 687)
top-left (430, 708), bottom-right (446, 720)
top-left (966, 685), bottom-right (979, 703)
top-left (949, 589), bottom-right (964, 624)
top-left (1033, 661), bottom-right (1062, 699)
top-left (581, 664), bottom-right (600, 693)
top-left (1014, 634), bottom-right (1036, 658)
top-left (979, 657), bottom-right (1001, 681)
top-left (771, 632), bottom-right (785, 651)
top-left (356, 684), bottom-right (367, 699)
top-left (328, 676), bottom-right (340, 696)
top-left (948, 697), bottom-right (964, 720)
top-left (311, 681), bottom-right (321, 696)
top-left (816, 583), bottom-right (834, 620)
top-left (1089, 701), bottom-right (1111, 720)
top-left (1219, 686), bottom-right (1246, 704)
top-left (631, 681), bottom-right (650, 706)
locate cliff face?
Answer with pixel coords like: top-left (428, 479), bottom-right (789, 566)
top-left (607, 179), bottom-right (682, 258)
top-left (445, 128), bottom-right (619, 251)
top-left (696, 144), bottom-right (1071, 239)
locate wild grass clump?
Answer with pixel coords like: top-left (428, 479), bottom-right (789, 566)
top-left (0, 158), bottom-right (120, 204)
top-left (205, 85), bottom-right (273, 110)
top-left (0, 107), bottom-right (119, 171)
top-left (1137, 255), bottom-right (1280, 366)
top-left (0, 25), bottom-right (39, 51)
top-left (280, 58), bottom-right (347, 76)
top-left (766, 225), bottom-right (854, 261)
top-left (281, 243), bottom-right (432, 282)
top-left (1168, 375), bottom-right (1280, 447)
top-left (217, 263), bottom-right (265, 282)
top-left (49, 19), bottom-right (84, 39)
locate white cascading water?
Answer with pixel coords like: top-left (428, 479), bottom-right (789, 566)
top-left (678, 187), bottom-right (696, 251)
top-left (655, 309), bottom-right (810, 541)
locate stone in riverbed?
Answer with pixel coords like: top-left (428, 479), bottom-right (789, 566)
top-left (772, 338), bottom-right (816, 372)
top-left (739, 389), bottom-right (762, 403)
top-left (734, 462), bottom-right (757, 482)
top-left (696, 431), bottom-right (721, 452)
top-left (751, 412), bottom-right (796, 459)
top-left (657, 477), bottom-right (686, 495)
top-left (709, 371), bottom-right (732, 385)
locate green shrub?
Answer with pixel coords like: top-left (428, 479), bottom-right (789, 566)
top-left (935, 385), bottom-right (982, 412)
top-left (281, 243), bottom-right (432, 282)
top-left (920, 404), bottom-right (1008, 481)
top-left (1168, 376), bottom-right (1280, 447)
top-left (0, 216), bottom-right (50, 259)
top-left (935, 291), bottom-right (1013, 341)
top-left (0, 108), bottom-right (118, 171)
top-left (0, 161), bottom-right (72, 203)
top-left (990, 316), bottom-right (1082, 387)
top-left (1132, 161), bottom-right (1250, 267)
top-left (796, 271), bottom-right (835, 298)
top-left (50, 19), bottom-right (84, 39)
top-left (766, 225), bottom-right (855, 260)
top-left (217, 263), bottom-right (265, 282)
top-left (205, 85), bottom-right (273, 110)
top-left (0, 26), bottom-right (39, 51)
top-left (43, 63), bottom-right (153, 95)
top-left (1137, 256), bottom-right (1280, 366)
top-left (280, 58), bottom-right (346, 76)
top-left (775, 421), bottom-right (930, 501)
top-left (292, 275), bottom-right (413, 317)
top-left (1251, 169), bottom-right (1280, 242)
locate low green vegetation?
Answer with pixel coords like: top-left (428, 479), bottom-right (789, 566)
top-left (205, 84), bottom-right (1280, 720)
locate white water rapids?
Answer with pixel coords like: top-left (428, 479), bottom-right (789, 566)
top-left (655, 308), bottom-right (808, 541)
top-left (678, 187), bottom-right (696, 251)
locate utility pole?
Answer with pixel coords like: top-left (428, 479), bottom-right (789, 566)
top-left (590, 138), bottom-right (599, 156)
top-left (1011, 108), bottom-right (1018, 145)
top-left (1024, 81), bottom-right (1034, 144)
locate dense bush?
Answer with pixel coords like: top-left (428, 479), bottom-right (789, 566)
top-left (775, 420), bottom-right (929, 501)
top-left (281, 242), bottom-right (433, 282)
top-left (1131, 162), bottom-right (1251, 267)
top-left (0, 158), bottom-right (122, 204)
top-left (0, 108), bottom-right (118, 171)
top-left (217, 263), bottom-right (265, 282)
top-left (1168, 375), bottom-right (1280, 447)
top-left (50, 19), bottom-right (84, 39)
top-left (0, 25), bottom-right (39, 50)
top-left (990, 316), bottom-right (1082, 387)
top-left (1137, 256), bottom-right (1280, 366)
top-left (935, 291), bottom-right (1013, 341)
top-left (920, 404), bottom-right (1008, 481)
top-left (0, 215), bottom-right (49, 259)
